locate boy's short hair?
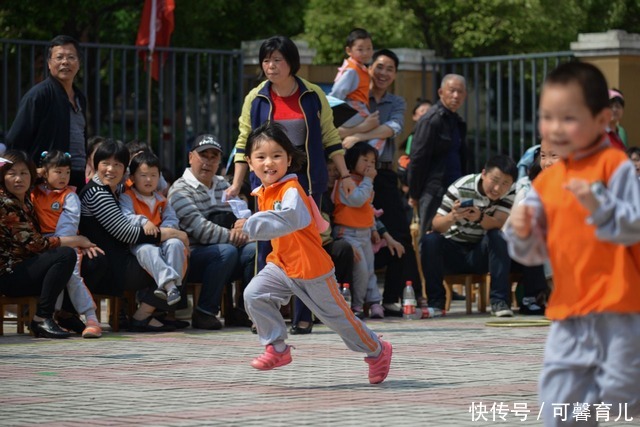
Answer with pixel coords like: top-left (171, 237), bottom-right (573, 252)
top-left (129, 150), bottom-right (160, 176)
top-left (371, 49), bottom-right (399, 70)
top-left (484, 155), bottom-right (518, 183)
top-left (259, 36), bottom-right (300, 76)
top-left (544, 62), bottom-right (609, 117)
top-left (346, 28), bottom-right (372, 47)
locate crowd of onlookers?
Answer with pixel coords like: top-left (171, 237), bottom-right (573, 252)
top-left (0, 31), bottom-right (635, 341)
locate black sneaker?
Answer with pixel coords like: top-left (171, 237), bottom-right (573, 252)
top-left (192, 310), bottom-right (223, 330)
top-left (491, 300), bottom-right (514, 317)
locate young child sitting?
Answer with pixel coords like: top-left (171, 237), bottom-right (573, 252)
top-left (329, 28), bottom-right (377, 132)
top-left (120, 151), bottom-right (188, 306)
top-left (332, 142), bottom-right (384, 319)
top-left (505, 62), bottom-right (640, 424)
top-left (240, 122), bottom-right (392, 384)
top-left (31, 150), bottom-right (103, 338)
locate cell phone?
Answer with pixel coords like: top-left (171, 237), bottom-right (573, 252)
top-left (459, 199), bottom-right (474, 208)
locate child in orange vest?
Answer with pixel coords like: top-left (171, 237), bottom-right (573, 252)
top-left (120, 151), bottom-right (188, 306)
top-left (332, 142), bottom-right (384, 319)
top-left (240, 122), bottom-right (392, 383)
top-left (329, 28), bottom-right (377, 131)
top-left (505, 62), bottom-right (640, 424)
top-left (31, 150), bottom-right (102, 338)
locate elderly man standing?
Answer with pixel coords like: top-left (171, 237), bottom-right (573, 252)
top-left (408, 74), bottom-right (468, 235)
top-left (168, 135), bottom-right (255, 330)
top-left (7, 35), bottom-right (88, 190)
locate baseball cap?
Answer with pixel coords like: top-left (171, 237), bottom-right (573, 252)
top-left (191, 134), bottom-right (223, 154)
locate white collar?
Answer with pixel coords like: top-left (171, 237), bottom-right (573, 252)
top-left (182, 168), bottom-right (212, 190)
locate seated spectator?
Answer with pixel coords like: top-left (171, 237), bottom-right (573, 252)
top-left (510, 140), bottom-right (559, 314)
top-left (120, 151), bottom-right (188, 307)
top-left (32, 150), bottom-right (103, 337)
top-left (168, 135), bottom-right (255, 330)
top-left (0, 150), bottom-right (100, 338)
top-left (420, 155), bottom-right (517, 317)
top-left (79, 139), bottom-right (188, 332)
top-left (627, 146), bottom-right (640, 178)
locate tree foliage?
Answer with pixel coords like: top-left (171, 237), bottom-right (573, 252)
top-left (1, 0), bottom-right (639, 60)
top-left (303, 0), bottom-right (640, 61)
top-left (303, 0), bottom-right (425, 64)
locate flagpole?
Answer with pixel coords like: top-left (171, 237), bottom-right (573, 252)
top-left (146, 0), bottom-right (157, 145)
top-left (147, 51), bottom-right (153, 145)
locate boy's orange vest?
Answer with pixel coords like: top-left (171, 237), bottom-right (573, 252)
top-left (123, 188), bottom-right (167, 227)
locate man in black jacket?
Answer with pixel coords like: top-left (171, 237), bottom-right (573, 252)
top-left (408, 74), bottom-right (467, 235)
top-left (7, 35), bottom-right (88, 190)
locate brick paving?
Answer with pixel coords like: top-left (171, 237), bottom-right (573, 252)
top-left (0, 301), bottom-right (638, 427)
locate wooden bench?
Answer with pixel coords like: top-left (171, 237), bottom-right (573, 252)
top-left (92, 291), bottom-right (137, 332)
top-left (0, 296), bottom-right (38, 336)
top-left (443, 274), bottom-right (489, 314)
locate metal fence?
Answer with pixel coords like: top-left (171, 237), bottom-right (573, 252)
top-left (0, 39), bottom-right (244, 175)
top-left (423, 51), bottom-right (575, 171)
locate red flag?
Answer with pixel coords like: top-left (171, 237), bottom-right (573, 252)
top-left (136, 0), bottom-right (175, 81)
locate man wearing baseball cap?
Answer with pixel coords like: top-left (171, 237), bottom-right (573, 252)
top-left (168, 134), bottom-right (255, 330)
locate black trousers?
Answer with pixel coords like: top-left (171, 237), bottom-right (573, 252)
top-left (0, 247), bottom-right (76, 318)
top-left (373, 169), bottom-right (422, 303)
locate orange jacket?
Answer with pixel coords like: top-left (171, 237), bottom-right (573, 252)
top-left (245, 175), bottom-right (333, 279)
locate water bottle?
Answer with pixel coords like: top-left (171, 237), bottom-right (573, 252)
top-left (341, 283), bottom-right (352, 306)
top-left (402, 281), bottom-right (417, 320)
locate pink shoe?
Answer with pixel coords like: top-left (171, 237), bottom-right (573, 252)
top-left (250, 344), bottom-right (292, 370)
top-left (365, 337), bottom-right (392, 384)
top-left (82, 319), bottom-right (102, 338)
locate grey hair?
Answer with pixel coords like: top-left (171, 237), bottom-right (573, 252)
top-left (441, 74), bottom-right (466, 88)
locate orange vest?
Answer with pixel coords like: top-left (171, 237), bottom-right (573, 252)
top-left (534, 147), bottom-right (640, 320)
top-left (31, 185), bottom-right (76, 234)
top-left (340, 58), bottom-right (370, 107)
top-left (332, 175), bottom-right (374, 228)
top-left (255, 177), bottom-right (334, 279)
top-left (123, 188), bottom-right (167, 227)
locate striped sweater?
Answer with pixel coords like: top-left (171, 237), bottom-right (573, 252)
top-left (167, 168), bottom-right (233, 246)
top-left (437, 173), bottom-right (515, 244)
top-left (78, 177), bottom-right (159, 250)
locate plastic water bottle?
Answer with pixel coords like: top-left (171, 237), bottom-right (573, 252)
top-left (402, 281), bottom-right (417, 320)
top-left (341, 283), bottom-right (352, 306)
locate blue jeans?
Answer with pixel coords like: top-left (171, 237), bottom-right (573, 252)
top-left (420, 230), bottom-right (511, 309)
top-left (189, 243), bottom-right (255, 315)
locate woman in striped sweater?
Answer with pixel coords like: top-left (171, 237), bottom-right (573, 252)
top-left (79, 139), bottom-right (189, 332)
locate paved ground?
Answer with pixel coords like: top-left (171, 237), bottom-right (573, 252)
top-left (0, 301), bottom-right (637, 427)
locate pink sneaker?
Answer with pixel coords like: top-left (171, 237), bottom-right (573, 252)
top-left (250, 344), bottom-right (292, 370)
top-left (365, 337), bottom-right (392, 384)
